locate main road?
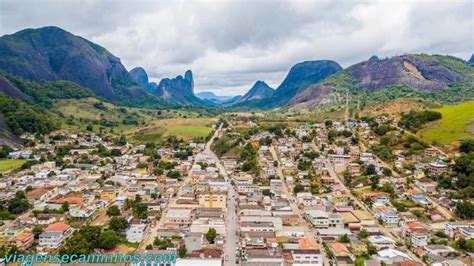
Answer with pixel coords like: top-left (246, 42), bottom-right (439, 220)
top-left (203, 124), bottom-right (239, 265)
top-left (269, 145), bottom-right (331, 266)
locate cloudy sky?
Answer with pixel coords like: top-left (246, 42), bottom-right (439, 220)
top-left (0, 0), bottom-right (472, 95)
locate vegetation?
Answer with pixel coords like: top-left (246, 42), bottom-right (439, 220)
top-left (0, 95), bottom-right (59, 135)
top-left (0, 191), bottom-right (31, 219)
top-left (0, 160), bottom-right (26, 173)
top-left (106, 205), bottom-right (121, 217)
top-left (399, 110), bottom-right (442, 132)
top-left (1, 71), bottom-right (94, 107)
top-left (59, 225), bottom-right (121, 255)
top-left (420, 101), bottom-right (474, 144)
top-left (205, 228), bottom-right (217, 243)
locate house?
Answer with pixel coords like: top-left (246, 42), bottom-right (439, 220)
top-left (347, 163), bottom-right (361, 175)
top-left (423, 245), bottom-right (455, 257)
top-left (240, 221), bottom-right (275, 233)
top-left (351, 210), bottom-right (375, 227)
top-left (26, 187), bottom-right (58, 204)
top-left (163, 209), bottom-right (193, 229)
top-left (69, 206), bottom-right (97, 220)
top-left (374, 207), bottom-right (400, 227)
top-left (39, 222), bottom-right (74, 249)
top-left (189, 218), bottom-right (226, 236)
top-left (296, 192), bottom-right (321, 208)
top-left (377, 249), bottom-right (412, 265)
top-left (457, 226), bottom-right (474, 239)
top-left (330, 242), bottom-right (355, 266)
top-left (368, 235), bottom-right (396, 250)
top-left (402, 221), bottom-right (431, 248)
top-left (329, 213), bottom-right (344, 228)
top-left (427, 160), bottom-right (448, 176)
top-left (332, 193), bottom-right (350, 206)
top-left (283, 237), bottom-right (323, 266)
top-left (0, 231), bottom-right (34, 250)
top-left (126, 223), bottom-right (148, 243)
top-left (305, 210), bottom-right (329, 228)
top-left (197, 191), bottom-right (226, 210)
top-left (270, 179), bottom-right (284, 195)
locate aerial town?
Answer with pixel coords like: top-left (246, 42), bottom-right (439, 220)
top-left (0, 113), bottom-right (473, 266)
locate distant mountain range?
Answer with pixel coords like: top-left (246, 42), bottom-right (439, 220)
top-left (235, 81), bottom-right (274, 104)
top-left (288, 54), bottom-right (474, 109)
top-left (0, 26), bottom-right (472, 112)
top-left (0, 26), bottom-right (204, 108)
top-left (195, 91), bottom-right (238, 104)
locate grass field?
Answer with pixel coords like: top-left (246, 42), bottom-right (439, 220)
top-left (0, 160), bottom-right (25, 173)
top-left (420, 101), bottom-right (474, 145)
top-left (128, 117), bottom-right (216, 143)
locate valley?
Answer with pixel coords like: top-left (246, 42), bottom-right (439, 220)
top-left (0, 12), bottom-right (472, 266)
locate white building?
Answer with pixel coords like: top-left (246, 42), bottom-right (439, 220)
top-left (126, 224), bottom-right (148, 243)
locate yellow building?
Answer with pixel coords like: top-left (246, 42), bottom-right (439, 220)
top-left (332, 194), bottom-right (350, 206)
top-left (198, 192), bottom-right (227, 210)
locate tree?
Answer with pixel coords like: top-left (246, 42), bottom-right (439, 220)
top-left (338, 234), bottom-right (350, 243)
top-left (370, 175), bottom-right (380, 190)
top-left (117, 135), bottom-right (127, 146)
top-left (86, 124), bottom-right (93, 131)
top-left (32, 225), bottom-right (44, 239)
top-left (205, 228), bottom-right (217, 243)
top-left (106, 205), bottom-right (121, 217)
top-left (456, 200), bottom-right (474, 219)
top-left (459, 139), bottom-right (474, 154)
top-left (109, 217), bottom-right (129, 232)
top-left (367, 243), bottom-right (377, 255)
top-left (132, 202), bottom-right (148, 219)
top-left (8, 191), bottom-right (31, 214)
top-left (178, 244), bottom-right (188, 258)
top-left (358, 229), bottom-right (369, 239)
top-left (293, 183), bottom-right (304, 194)
top-left (154, 237), bottom-right (173, 250)
top-left (98, 230), bottom-right (121, 250)
top-left (365, 164), bottom-right (376, 175)
top-left (382, 168), bottom-right (392, 176)
top-left (61, 201), bottom-right (70, 212)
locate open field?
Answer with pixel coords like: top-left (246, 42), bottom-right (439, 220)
top-left (361, 99), bottom-right (440, 117)
top-left (0, 160), bottom-right (25, 173)
top-left (128, 117), bottom-right (217, 143)
top-left (419, 101), bottom-right (474, 145)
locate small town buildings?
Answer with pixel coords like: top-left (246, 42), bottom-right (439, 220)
top-left (39, 222), bottom-right (74, 249)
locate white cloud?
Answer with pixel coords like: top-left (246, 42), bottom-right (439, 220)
top-left (0, 0), bottom-right (471, 95)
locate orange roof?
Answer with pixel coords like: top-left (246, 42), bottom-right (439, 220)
top-left (49, 195), bottom-right (84, 205)
top-left (406, 221), bottom-right (429, 232)
top-left (44, 222), bottom-right (70, 232)
top-left (27, 188), bottom-right (50, 199)
top-left (330, 243), bottom-right (350, 254)
top-left (298, 237), bottom-right (320, 250)
top-left (15, 232), bottom-right (34, 241)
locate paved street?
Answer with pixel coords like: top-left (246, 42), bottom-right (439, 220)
top-left (323, 159), bottom-right (424, 264)
top-left (270, 145), bottom-right (331, 266)
top-left (203, 125), bottom-right (239, 265)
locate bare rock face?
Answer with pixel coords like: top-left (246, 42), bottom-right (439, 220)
top-left (270, 60), bottom-right (342, 107)
top-left (155, 70), bottom-right (204, 105)
top-left (236, 81), bottom-right (274, 104)
top-left (0, 26), bottom-right (142, 101)
top-left (288, 84), bottom-right (334, 108)
top-left (289, 54), bottom-right (470, 108)
top-left (347, 55), bottom-right (463, 91)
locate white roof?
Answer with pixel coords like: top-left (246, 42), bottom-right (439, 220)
top-left (305, 210), bottom-right (329, 218)
top-left (368, 235), bottom-right (396, 244)
top-left (377, 248), bottom-right (411, 260)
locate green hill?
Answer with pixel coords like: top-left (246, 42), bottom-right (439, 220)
top-left (420, 101), bottom-right (474, 145)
